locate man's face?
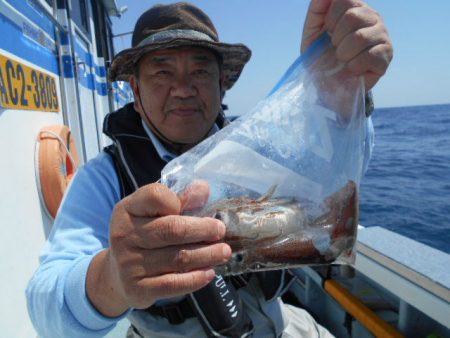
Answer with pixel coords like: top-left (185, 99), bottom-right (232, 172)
top-left (130, 47), bottom-right (223, 144)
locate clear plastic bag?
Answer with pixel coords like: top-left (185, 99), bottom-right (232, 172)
top-left (161, 35), bottom-right (367, 275)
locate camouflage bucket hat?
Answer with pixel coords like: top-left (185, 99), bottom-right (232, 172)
top-left (109, 2), bottom-right (252, 90)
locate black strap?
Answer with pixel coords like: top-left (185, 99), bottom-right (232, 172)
top-left (144, 275), bottom-right (251, 326)
top-left (145, 298), bottom-right (196, 325)
top-left (188, 275), bottom-right (254, 337)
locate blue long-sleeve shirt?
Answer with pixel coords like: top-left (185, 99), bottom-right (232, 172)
top-left (26, 152), bottom-right (127, 337)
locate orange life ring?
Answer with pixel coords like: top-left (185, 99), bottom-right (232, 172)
top-left (37, 125), bottom-right (80, 218)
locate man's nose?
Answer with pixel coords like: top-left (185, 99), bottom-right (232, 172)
top-left (170, 73), bottom-right (197, 98)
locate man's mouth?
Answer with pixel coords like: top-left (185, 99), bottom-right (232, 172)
top-left (168, 107), bottom-right (201, 117)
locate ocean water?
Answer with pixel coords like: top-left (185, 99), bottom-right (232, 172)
top-left (359, 103), bottom-right (450, 254)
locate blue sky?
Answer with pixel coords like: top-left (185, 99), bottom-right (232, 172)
top-left (111, 1), bottom-right (450, 114)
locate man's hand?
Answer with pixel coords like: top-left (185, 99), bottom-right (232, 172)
top-left (86, 181), bottom-right (231, 317)
top-left (301, 0), bottom-right (393, 91)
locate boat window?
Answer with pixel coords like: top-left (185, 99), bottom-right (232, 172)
top-left (70, 0), bottom-right (89, 35)
top-left (92, 2), bottom-right (109, 59)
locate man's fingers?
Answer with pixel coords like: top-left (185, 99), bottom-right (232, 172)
top-left (148, 270), bottom-right (215, 301)
top-left (319, 0), bottom-right (392, 91)
top-left (301, 0), bottom-right (332, 53)
top-left (325, 0), bottom-right (364, 33)
top-left (346, 43), bottom-right (393, 90)
top-left (135, 215), bottom-right (225, 249)
top-left (140, 243), bottom-right (231, 276)
top-left (335, 24), bottom-right (389, 63)
top-left (123, 183), bottom-right (181, 217)
top-left (330, 5), bottom-right (378, 49)
top-left (121, 180), bottom-right (210, 217)
top-left (129, 269), bottom-right (217, 309)
top-left (308, 0), bottom-right (332, 13)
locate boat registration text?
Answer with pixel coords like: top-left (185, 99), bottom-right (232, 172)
top-left (0, 52), bottom-right (59, 112)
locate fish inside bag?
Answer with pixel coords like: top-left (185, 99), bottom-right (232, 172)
top-left (161, 34), bottom-right (368, 275)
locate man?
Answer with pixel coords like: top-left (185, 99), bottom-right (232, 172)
top-left (26, 1), bottom-right (393, 337)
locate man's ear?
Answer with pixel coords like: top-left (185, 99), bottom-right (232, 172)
top-left (219, 74), bottom-right (225, 101)
top-left (129, 76), bottom-right (141, 112)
